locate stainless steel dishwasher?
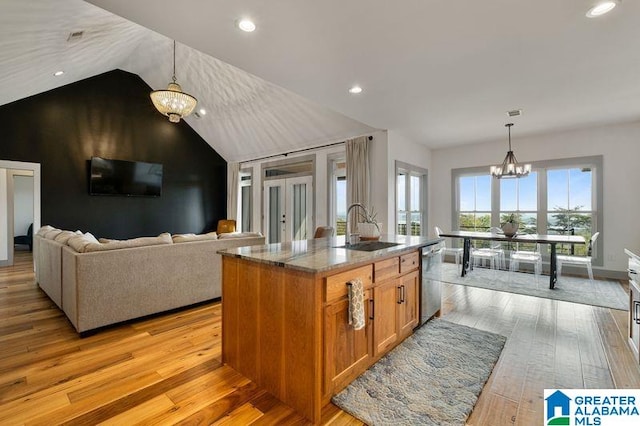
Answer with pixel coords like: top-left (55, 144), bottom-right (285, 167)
top-left (420, 245), bottom-right (443, 324)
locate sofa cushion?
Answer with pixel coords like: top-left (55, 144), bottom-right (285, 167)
top-left (172, 232), bottom-right (218, 243)
top-left (36, 225), bottom-right (55, 236)
top-left (53, 230), bottom-right (83, 244)
top-left (217, 231), bottom-right (263, 239)
top-left (67, 232), bottom-right (99, 252)
top-left (82, 233), bottom-right (173, 252)
top-left (44, 229), bottom-right (63, 240)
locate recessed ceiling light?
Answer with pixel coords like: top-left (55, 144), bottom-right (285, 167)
top-left (586, 0), bottom-right (619, 18)
top-left (349, 86), bottom-right (363, 94)
top-left (199, 108), bottom-right (207, 116)
top-left (53, 70), bottom-right (64, 76)
top-left (237, 19), bottom-right (256, 32)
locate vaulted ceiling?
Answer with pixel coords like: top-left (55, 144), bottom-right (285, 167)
top-left (2, 0), bottom-right (639, 162)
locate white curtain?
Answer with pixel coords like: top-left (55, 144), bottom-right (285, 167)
top-left (346, 136), bottom-right (370, 232)
top-left (227, 162), bottom-right (239, 221)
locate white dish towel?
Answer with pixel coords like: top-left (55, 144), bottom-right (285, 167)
top-left (348, 279), bottom-right (365, 331)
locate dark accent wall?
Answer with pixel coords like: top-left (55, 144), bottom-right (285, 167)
top-left (0, 69), bottom-right (227, 239)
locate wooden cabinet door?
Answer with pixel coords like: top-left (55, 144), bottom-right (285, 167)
top-left (373, 279), bottom-right (400, 357)
top-left (324, 290), bottom-right (372, 396)
top-left (630, 280), bottom-right (640, 363)
top-left (398, 270), bottom-right (420, 339)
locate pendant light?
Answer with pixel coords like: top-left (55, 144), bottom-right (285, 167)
top-left (490, 123), bottom-right (531, 179)
top-left (150, 40), bottom-right (197, 123)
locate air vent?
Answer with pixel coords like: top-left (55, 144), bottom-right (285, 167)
top-left (507, 109), bottom-right (522, 117)
top-left (67, 31), bottom-right (85, 42)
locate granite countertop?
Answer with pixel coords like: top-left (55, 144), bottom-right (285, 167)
top-left (218, 234), bottom-right (443, 273)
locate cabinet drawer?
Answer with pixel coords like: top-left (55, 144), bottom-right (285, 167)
top-left (374, 257), bottom-right (400, 283)
top-left (400, 251), bottom-right (419, 274)
top-left (326, 265), bottom-right (373, 303)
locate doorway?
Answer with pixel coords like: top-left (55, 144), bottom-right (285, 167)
top-left (263, 176), bottom-right (313, 244)
top-left (0, 160), bottom-right (41, 268)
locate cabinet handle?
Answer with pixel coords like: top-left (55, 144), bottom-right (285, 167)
top-left (635, 301), bottom-right (640, 325)
top-left (369, 299), bottom-right (374, 320)
top-left (397, 286), bottom-right (402, 304)
top-left (401, 285), bottom-right (406, 303)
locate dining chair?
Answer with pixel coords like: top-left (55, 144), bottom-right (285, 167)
top-left (557, 232), bottom-right (599, 281)
top-left (510, 243), bottom-right (542, 275)
top-left (434, 226), bottom-right (463, 266)
top-left (470, 227), bottom-right (505, 270)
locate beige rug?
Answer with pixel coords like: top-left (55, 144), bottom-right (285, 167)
top-left (436, 263), bottom-right (627, 310)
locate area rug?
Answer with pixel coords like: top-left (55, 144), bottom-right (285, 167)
top-left (332, 319), bottom-right (505, 425)
top-left (436, 263), bottom-right (628, 311)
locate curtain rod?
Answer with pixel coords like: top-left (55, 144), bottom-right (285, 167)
top-left (239, 135), bottom-right (373, 165)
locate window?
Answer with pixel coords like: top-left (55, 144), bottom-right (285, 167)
top-left (329, 157), bottom-right (347, 236)
top-left (458, 174), bottom-right (492, 232)
top-left (500, 172), bottom-right (538, 234)
top-left (547, 167), bottom-right (593, 256)
top-left (452, 156), bottom-right (602, 264)
top-left (396, 162), bottom-right (427, 236)
top-left (239, 170), bottom-right (252, 232)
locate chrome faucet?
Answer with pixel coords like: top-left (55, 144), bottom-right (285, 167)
top-left (345, 203), bottom-right (367, 246)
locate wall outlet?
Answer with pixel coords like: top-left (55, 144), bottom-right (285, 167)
top-left (607, 254), bottom-right (616, 262)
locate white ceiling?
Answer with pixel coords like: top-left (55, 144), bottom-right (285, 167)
top-left (2, 1), bottom-right (639, 162)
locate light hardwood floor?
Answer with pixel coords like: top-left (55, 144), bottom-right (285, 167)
top-left (1, 252), bottom-right (639, 425)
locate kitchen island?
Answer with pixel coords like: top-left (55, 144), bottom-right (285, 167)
top-left (219, 235), bottom-right (441, 423)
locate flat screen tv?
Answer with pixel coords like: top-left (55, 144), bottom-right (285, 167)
top-left (89, 157), bottom-right (163, 197)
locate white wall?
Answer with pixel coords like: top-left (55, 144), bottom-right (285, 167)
top-left (13, 175), bottom-right (34, 236)
top-left (370, 130), bottom-right (432, 235)
top-left (430, 121), bottom-right (640, 272)
top-left (0, 169), bottom-right (7, 261)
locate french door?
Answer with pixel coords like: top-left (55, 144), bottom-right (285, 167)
top-left (263, 176), bottom-right (313, 244)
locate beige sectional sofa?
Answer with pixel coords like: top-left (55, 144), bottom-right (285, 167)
top-left (34, 227), bottom-right (264, 333)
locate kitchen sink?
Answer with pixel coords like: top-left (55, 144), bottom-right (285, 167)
top-left (335, 241), bottom-right (401, 252)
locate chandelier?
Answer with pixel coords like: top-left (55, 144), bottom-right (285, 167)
top-left (150, 40), bottom-right (197, 123)
top-left (490, 123), bottom-right (531, 179)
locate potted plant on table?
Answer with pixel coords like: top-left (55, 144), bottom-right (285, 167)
top-left (357, 206), bottom-right (383, 240)
top-left (501, 213), bottom-right (519, 237)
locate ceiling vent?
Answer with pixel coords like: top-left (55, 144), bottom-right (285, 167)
top-left (507, 109), bottom-right (522, 117)
top-left (67, 31), bottom-right (85, 42)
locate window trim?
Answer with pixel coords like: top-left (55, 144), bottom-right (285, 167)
top-left (452, 155), bottom-right (603, 266)
top-left (238, 168), bottom-right (253, 232)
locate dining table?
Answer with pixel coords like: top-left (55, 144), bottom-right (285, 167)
top-left (437, 230), bottom-right (586, 289)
